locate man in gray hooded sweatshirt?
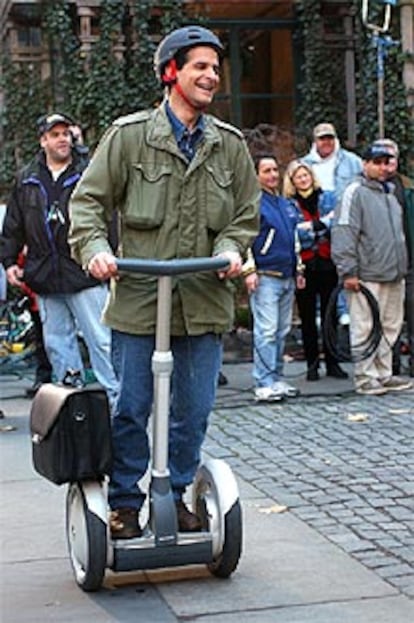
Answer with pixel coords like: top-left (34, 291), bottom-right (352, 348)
top-left (332, 142), bottom-right (411, 396)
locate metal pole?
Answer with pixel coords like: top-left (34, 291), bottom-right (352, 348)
top-left (361, 0), bottom-right (397, 139)
top-left (152, 276), bottom-right (173, 474)
top-left (377, 39), bottom-right (385, 139)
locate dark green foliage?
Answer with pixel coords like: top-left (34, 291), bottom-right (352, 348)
top-left (74, 0), bottom-right (128, 141)
top-left (43, 0), bottom-right (84, 113)
top-left (125, 0), bottom-right (159, 113)
top-left (0, 58), bottom-right (49, 192)
top-left (295, 1), bottom-right (347, 134)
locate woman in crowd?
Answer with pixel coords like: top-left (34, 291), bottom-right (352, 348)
top-left (243, 154), bottom-right (299, 401)
top-left (283, 160), bottom-right (348, 381)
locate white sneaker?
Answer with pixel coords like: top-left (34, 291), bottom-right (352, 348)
top-left (356, 379), bottom-right (388, 395)
top-left (381, 376), bottom-right (413, 392)
top-left (273, 380), bottom-right (300, 398)
top-left (254, 386), bottom-right (284, 402)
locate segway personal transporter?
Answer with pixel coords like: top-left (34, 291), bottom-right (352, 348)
top-left (31, 257), bottom-right (242, 592)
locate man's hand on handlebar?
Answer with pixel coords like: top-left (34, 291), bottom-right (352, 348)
top-left (87, 252), bottom-right (118, 281)
top-left (215, 251), bottom-right (242, 280)
top-left (88, 251), bottom-right (242, 281)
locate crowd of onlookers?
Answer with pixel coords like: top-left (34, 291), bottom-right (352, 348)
top-left (244, 123), bottom-right (413, 400)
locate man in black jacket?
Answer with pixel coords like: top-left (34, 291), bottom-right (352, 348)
top-left (0, 113), bottom-right (119, 407)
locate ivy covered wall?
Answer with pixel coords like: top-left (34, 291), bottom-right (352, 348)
top-left (0, 0), bottom-right (413, 200)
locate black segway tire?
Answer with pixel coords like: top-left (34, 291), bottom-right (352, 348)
top-left (66, 482), bottom-right (107, 592)
top-left (208, 499), bottom-right (242, 578)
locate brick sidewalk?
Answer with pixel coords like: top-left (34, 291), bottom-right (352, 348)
top-left (212, 362), bottom-right (414, 599)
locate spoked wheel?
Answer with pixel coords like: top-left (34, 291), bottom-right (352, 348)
top-left (66, 482), bottom-right (107, 591)
top-left (193, 460), bottom-right (242, 578)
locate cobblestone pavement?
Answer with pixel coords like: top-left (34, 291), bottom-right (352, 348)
top-left (207, 381), bottom-right (414, 600)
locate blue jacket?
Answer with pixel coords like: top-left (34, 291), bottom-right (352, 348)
top-left (252, 191), bottom-right (298, 278)
top-left (303, 146), bottom-right (362, 205)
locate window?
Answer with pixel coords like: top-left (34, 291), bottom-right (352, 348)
top-left (208, 20), bottom-right (296, 129)
top-left (17, 26), bottom-right (41, 49)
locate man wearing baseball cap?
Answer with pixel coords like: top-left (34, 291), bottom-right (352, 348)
top-left (303, 122), bottom-right (362, 205)
top-left (332, 141), bottom-right (411, 395)
top-left (0, 113), bottom-right (119, 406)
top-left (36, 112), bottom-right (72, 136)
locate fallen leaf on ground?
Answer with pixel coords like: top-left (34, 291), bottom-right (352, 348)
top-left (0, 425), bottom-right (17, 432)
top-left (258, 504), bottom-right (288, 514)
top-left (347, 412), bottom-right (369, 422)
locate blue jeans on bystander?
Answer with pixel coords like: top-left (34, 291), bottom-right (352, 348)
top-left (250, 275), bottom-right (295, 388)
top-left (38, 284), bottom-right (119, 410)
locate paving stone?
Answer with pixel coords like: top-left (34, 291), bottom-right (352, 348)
top-left (386, 506), bottom-right (414, 521)
top-left (388, 574), bottom-right (414, 590)
top-left (375, 564), bottom-right (414, 579)
top-left (354, 553), bottom-right (396, 566)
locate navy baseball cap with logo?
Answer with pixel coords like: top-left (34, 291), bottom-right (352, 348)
top-left (37, 113), bottom-right (72, 136)
top-left (363, 142), bottom-right (395, 161)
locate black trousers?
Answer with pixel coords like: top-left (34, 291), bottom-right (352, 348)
top-left (393, 266), bottom-right (414, 373)
top-left (407, 268), bottom-right (414, 362)
top-left (31, 309), bottom-right (53, 383)
top-left (296, 264), bottom-right (339, 370)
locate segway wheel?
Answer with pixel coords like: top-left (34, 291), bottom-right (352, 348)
top-left (66, 482), bottom-right (107, 591)
top-left (207, 500), bottom-right (242, 578)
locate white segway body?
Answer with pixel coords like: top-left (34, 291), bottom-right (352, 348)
top-left (65, 258), bottom-right (243, 591)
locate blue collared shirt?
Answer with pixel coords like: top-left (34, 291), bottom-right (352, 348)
top-left (165, 101), bottom-right (204, 162)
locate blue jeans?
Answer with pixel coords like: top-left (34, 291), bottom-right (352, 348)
top-left (109, 331), bottom-right (222, 511)
top-left (250, 275), bottom-right (295, 387)
top-left (337, 289), bottom-right (349, 317)
top-left (38, 284), bottom-right (119, 410)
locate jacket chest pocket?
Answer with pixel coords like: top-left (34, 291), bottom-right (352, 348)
top-left (124, 163), bottom-right (172, 229)
top-left (204, 165), bottom-right (234, 232)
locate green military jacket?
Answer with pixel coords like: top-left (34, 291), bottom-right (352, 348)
top-left (69, 102), bottom-right (260, 336)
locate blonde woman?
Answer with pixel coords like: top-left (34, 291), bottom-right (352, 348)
top-left (283, 160), bottom-right (348, 381)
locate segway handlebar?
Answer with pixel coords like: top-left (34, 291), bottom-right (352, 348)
top-left (116, 256), bottom-right (230, 276)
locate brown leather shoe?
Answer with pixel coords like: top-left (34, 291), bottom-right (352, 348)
top-left (175, 500), bottom-right (202, 532)
top-left (110, 507), bottom-right (142, 539)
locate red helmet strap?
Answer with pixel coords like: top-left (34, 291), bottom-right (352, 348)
top-left (162, 59), bottom-right (177, 84)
